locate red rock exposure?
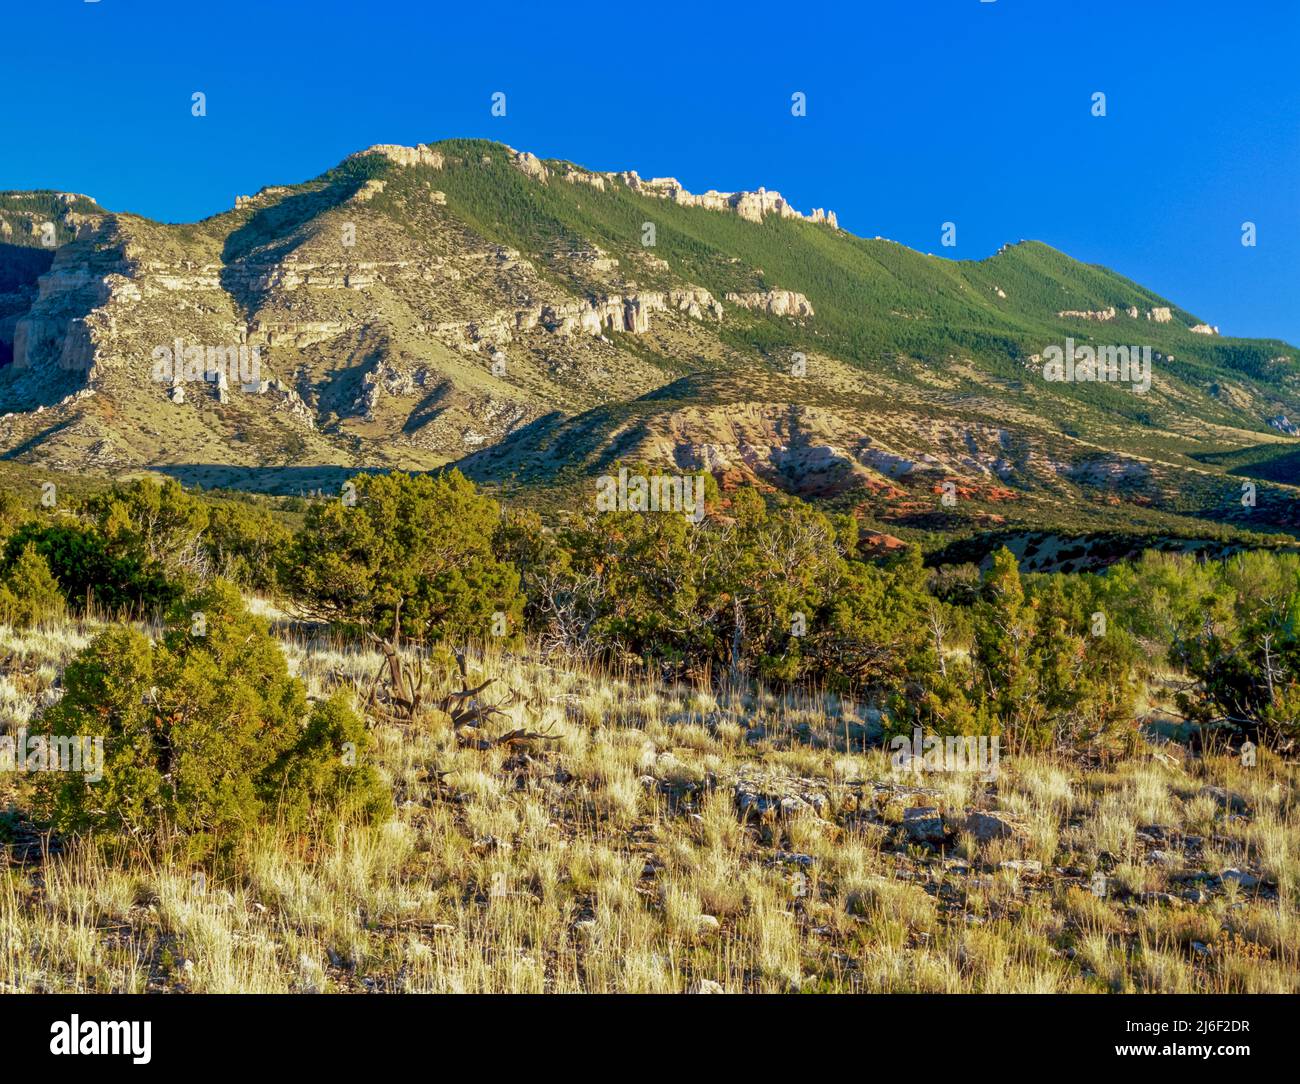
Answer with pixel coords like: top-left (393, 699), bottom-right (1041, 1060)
top-left (860, 531), bottom-right (908, 555)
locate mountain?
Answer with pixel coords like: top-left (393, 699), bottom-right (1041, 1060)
top-left (1, 138), bottom-right (1297, 550)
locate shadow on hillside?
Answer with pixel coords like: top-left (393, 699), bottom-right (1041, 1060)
top-left (1191, 444), bottom-right (1300, 485)
top-left (219, 169), bottom-right (374, 316)
top-left (0, 242), bottom-right (55, 293)
top-left (452, 410), bottom-right (568, 477)
top-left (152, 463), bottom-right (397, 495)
top-left (0, 416), bottom-right (77, 460)
top-left (453, 408), bottom-right (654, 482)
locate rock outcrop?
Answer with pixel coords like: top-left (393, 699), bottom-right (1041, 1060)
top-left (447, 287), bottom-right (724, 346)
top-left (510, 150), bottom-right (549, 183)
top-left (724, 289), bottom-right (814, 317)
top-left (1268, 414), bottom-right (1298, 435)
top-left (1057, 307), bottom-right (1116, 321)
top-left (609, 172), bottom-right (837, 229)
top-left (347, 143), bottom-right (444, 169)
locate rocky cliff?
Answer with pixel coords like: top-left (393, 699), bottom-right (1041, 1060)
top-left (0, 137), bottom-right (1294, 538)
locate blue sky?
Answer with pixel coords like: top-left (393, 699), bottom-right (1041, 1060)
top-left (2, 0), bottom-right (1296, 342)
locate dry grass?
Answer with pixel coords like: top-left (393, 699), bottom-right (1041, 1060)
top-left (1, 613), bottom-right (1297, 993)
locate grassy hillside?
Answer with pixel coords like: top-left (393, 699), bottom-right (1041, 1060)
top-left (0, 139), bottom-right (1296, 549)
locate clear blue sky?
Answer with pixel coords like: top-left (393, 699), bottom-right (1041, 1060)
top-left (2, 0), bottom-right (1296, 343)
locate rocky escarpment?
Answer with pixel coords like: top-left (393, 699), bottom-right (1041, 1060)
top-left (11, 251), bottom-right (134, 374)
top-left (724, 290), bottom-right (814, 317)
top-left (1268, 415), bottom-right (1298, 436)
top-left (437, 287), bottom-right (725, 349)
top-left (414, 144), bottom-right (843, 229)
top-left (1054, 304), bottom-right (1217, 330)
top-left (0, 194), bottom-right (112, 369)
top-left (347, 143), bottom-right (446, 169)
top-left (0, 192), bottom-right (106, 246)
top-left (613, 172), bottom-right (838, 228)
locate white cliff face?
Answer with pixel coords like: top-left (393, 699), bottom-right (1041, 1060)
top-left (612, 172), bottom-right (839, 229)
top-left (347, 144), bottom-right (444, 169)
top-left (560, 167), bottom-right (606, 190)
top-left (13, 250), bottom-right (127, 371)
top-left (1058, 304), bottom-right (1201, 329)
top-left (450, 287), bottom-right (725, 346)
top-left (724, 290), bottom-right (814, 317)
top-left (344, 143), bottom-right (839, 229)
top-left (543, 167), bottom-right (837, 228)
top-left (1058, 307), bottom-right (1117, 321)
top-left (488, 284), bottom-right (722, 340)
top-left (510, 150), bottom-right (549, 182)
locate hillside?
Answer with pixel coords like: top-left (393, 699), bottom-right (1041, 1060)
top-left (0, 139), bottom-right (1296, 542)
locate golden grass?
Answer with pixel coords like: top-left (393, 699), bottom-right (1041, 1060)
top-left (0, 616), bottom-right (1297, 993)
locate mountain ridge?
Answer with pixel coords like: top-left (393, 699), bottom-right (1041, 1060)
top-left (0, 138), bottom-right (1295, 545)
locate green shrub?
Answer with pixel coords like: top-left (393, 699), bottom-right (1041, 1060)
top-left (0, 542), bottom-right (65, 627)
top-left (35, 580), bottom-right (389, 854)
top-left (271, 691), bottom-right (392, 829)
top-left (282, 470), bottom-right (523, 646)
top-left (203, 500), bottom-right (292, 591)
top-left (2, 522), bottom-right (180, 617)
top-left (83, 477), bottom-right (210, 583)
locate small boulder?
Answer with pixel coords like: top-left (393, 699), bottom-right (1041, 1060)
top-left (775, 851), bottom-right (816, 868)
top-left (1220, 868), bottom-right (1259, 890)
top-left (962, 809), bottom-right (1028, 844)
top-left (903, 807), bottom-right (948, 845)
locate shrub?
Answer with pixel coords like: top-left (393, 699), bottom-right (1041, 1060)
top-left (282, 470), bottom-right (523, 646)
top-left (271, 691), bottom-right (392, 829)
top-left (0, 485), bottom-right (30, 542)
top-left (83, 477), bottom-right (210, 582)
top-left (35, 580), bottom-right (389, 853)
top-left (2, 522), bottom-right (179, 617)
top-left (0, 542), bottom-right (65, 627)
top-left (203, 500), bottom-right (292, 591)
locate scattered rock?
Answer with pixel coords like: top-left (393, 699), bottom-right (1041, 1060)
top-left (1220, 868), bottom-right (1259, 890)
top-left (733, 775), bottom-right (829, 820)
top-left (962, 809), bottom-right (1028, 844)
top-left (775, 851), bottom-right (816, 868)
top-left (903, 807), bottom-right (948, 845)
